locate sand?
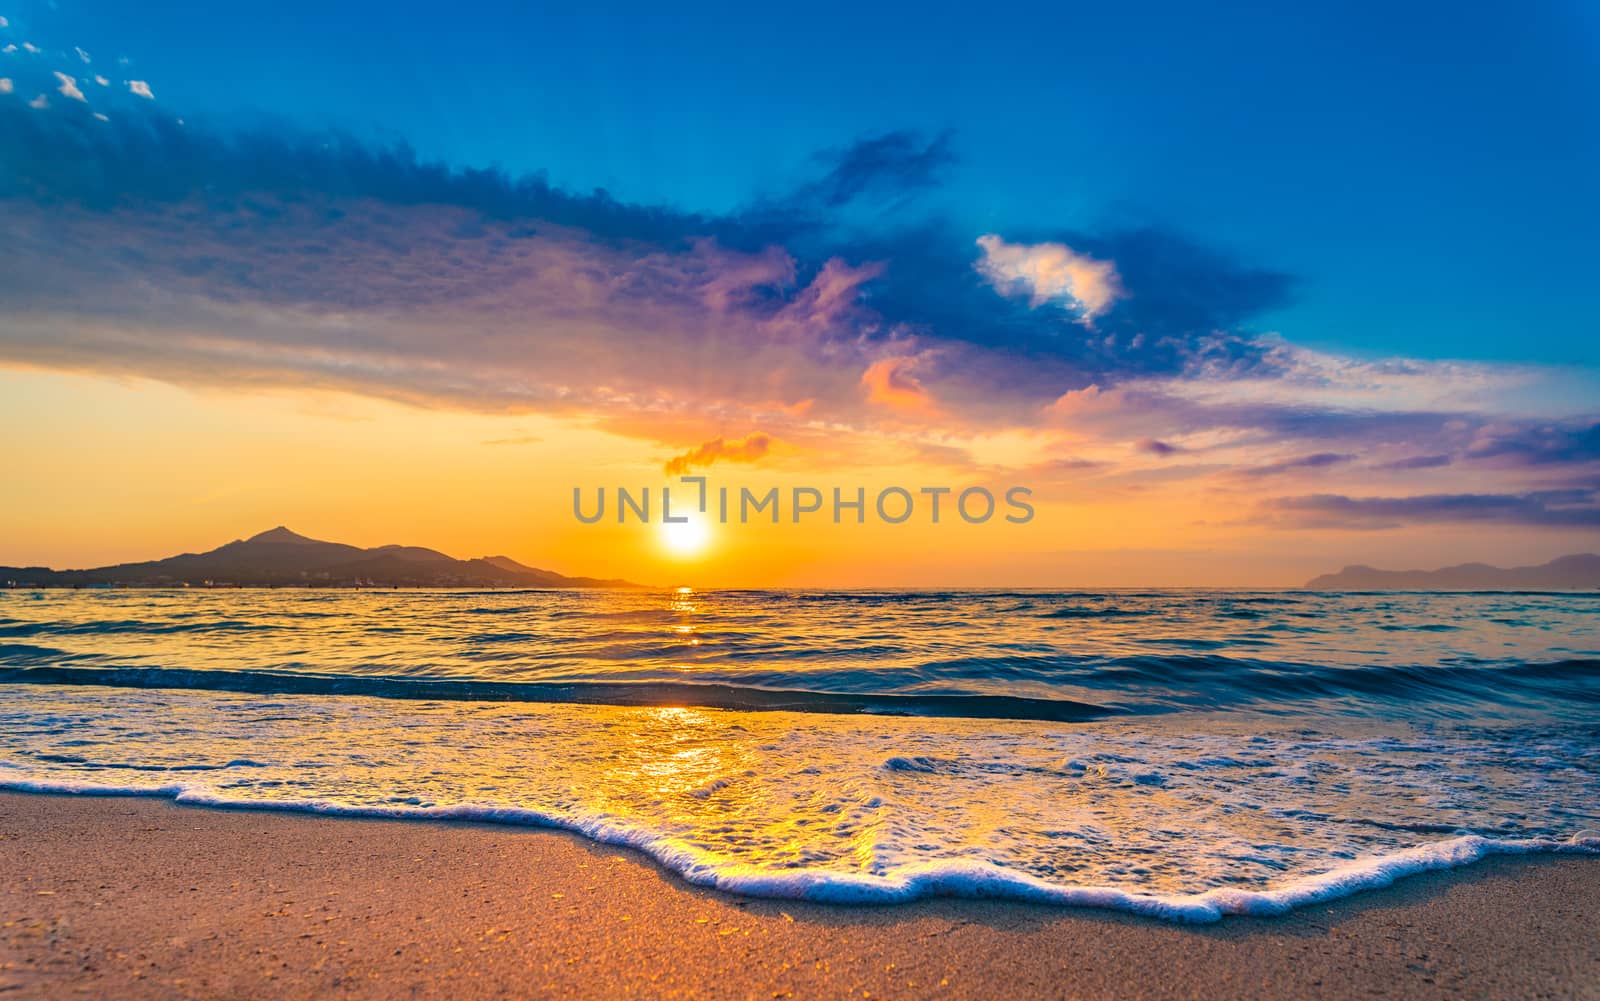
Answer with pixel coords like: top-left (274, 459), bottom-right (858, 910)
top-left (1, 792), bottom-right (1596, 1000)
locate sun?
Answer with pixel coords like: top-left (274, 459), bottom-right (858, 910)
top-left (659, 514), bottom-right (712, 557)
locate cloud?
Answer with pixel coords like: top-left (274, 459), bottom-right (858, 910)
top-left (0, 16), bottom-right (7, 28)
top-left (1136, 438), bottom-right (1181, 456)
top-left (975, 234), bottom-right (1124, 319)
top-left (26, 92), bottom-right (44, 108)
top-left (1043, 384), bottom-right (1126, 420)
top-left (1235, 452), bottom-right (1354, 478)
top-left (94, 75), bottom-right (108, 86)
top-left (0, 101), bottom-right (1594, 512)
top-left (1266, 490), bottom-right (1600, 529)
top-left (1464, 422), bottom-right (1600, 467)
top-left (0, 78), bottom-right (10, 94)
top-left (53, 71), bottom-right (84, 102)
top-left (127, 79), bottom-right (152, 99)
top-left (0, 196), bottom-right (892, 423)
top-left (794, 130), bottom-right (956, 209)
top-left (838, 222), bottom-right (1288, 382)
top-left (75, 47), bottom-right (91, 64)
top-left (663, 432), bottom-right (774, 475)
top-left (21, 41), bottom-right (37, 54)
top-left (861, 355), bottom-right (938, 415)
top-left (0, 109), bottom-right (1301, 398)
top-left (1378, 453), bottom-right (1453, 471)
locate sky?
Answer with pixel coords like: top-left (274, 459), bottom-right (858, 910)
top-left (1, 0), bottom-right (1597, 586)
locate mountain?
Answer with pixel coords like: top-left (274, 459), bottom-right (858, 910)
top-left (1304, 553), bottom-right (1600, 591)
top-left (1, 527), bottom-right (641, 589)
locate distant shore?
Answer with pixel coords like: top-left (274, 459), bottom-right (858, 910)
top-left (2, 792), bottom-right (1596, 1000)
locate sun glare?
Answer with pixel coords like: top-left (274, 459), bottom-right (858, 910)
top-left (659, 515), bottom-right (712, 557)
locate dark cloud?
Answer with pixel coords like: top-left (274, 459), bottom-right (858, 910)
top-left (794, 129), bottom-right (957, 209)
top-left (823, 221), bottom-right (1291, 383)
top-left (1377, 453), bottom-right (1454, 470)
top-left (1237, 405), bottom-right (1458, 443)
top-left (0, 101), bottom-right (707, 244)
top-left (1235, 452), bottom-right (1355, 478)
top-left (1267, 490), bottom-right (1600, 529)
top-left (1071, 227), bottom-right (1295, 346)
top-left (1465, 423), bottom-right (1600, 467)
top-left (1136, 438), bottom-right (1182, 456)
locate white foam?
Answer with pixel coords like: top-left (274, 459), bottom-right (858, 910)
top-left (5, 775), bottom-right (1595, 924)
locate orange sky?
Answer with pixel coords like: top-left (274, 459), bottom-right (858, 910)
top-left (4, 367), bottom-right (1593, 588)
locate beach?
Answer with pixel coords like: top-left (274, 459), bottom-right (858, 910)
top-left (3, 792), bottom-right (1596, 1000)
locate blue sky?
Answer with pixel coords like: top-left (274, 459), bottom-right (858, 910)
top-left (14, 0), bottom-right (1597, 365)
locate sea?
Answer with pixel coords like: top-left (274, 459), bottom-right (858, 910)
top-left (1, 588), bottom-right (1596, 922)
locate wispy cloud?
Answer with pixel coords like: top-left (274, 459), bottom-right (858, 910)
top-left (52, 71), bottom-right (84, 102)
top-left (1136, 438), bottom-right (1182, 457)
top-left (1377, 453), bottom-right (1453, 471)
top-left (1266, 490), bottom-right (1600, 529)
top-left (1465, 423), bottom-right (1600, 467)
top-left (792, 129), bottom-right (956, 209)
top-left (861, 355), bottom-right (939, 416)
top-left (663, 432), bottom-right (774, 475)
top-left (1235, 452), bottom-right (1354, 478)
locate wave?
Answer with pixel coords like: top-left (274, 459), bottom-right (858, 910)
top-left (0, 664), bottom-right (1118, 721)
top-left (3, 778), bottom-right (1594, 923)
top-left (890, 653), bottom-right (1600, 713)
top-left (2, 654), bottom-right (1597, 719)
top-left (0, 618), bottom-right (284, 637)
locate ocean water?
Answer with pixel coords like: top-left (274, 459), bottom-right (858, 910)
top-left (1, 588), bottom-right (1596, 921)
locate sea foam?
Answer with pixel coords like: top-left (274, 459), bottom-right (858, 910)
top-left (4, 773), bottom-right (1595, 923)
top-left (2, 682), bottom-right (1596, 923)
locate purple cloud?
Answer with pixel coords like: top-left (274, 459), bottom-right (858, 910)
top-left (1136, 438), bottom-right (1182, 456)
top-left (1465, 423), bottom-right (1600, 467)
top-left (1267, 490), bottom-right (1600, 529)
top-left (1235, 452), bottom-right (1355, 478)
top-left (1377, 453), bottom-right (1454, 470)
top-left (1, 98), bottom-right (1596, 500)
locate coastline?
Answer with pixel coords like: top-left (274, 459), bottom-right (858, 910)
top-left (3, 792), bottom-right (1596, 1000)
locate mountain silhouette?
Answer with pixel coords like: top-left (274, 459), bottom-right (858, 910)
top-left (1, 527), bottom-right (639, 589)
top-left (1304, 553), bottom-right (1600, 590)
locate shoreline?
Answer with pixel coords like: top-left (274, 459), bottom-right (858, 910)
top-left (4, 780), bottom-right (1595, 924)
top-left (3, 792), bottom-right (1597, 999)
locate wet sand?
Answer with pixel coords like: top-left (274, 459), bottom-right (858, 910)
top-left (1, 791), bottom-right (1596, 1000)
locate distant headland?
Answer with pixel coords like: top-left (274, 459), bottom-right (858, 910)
top-left (1, 527), bottom-right (640, 590)
top-left (1304, 554), bottom-right (1600, 591)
